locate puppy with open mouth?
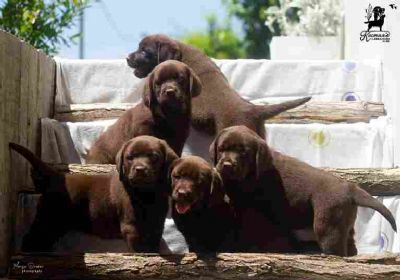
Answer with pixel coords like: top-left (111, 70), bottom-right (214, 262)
top-left (170, 156), bottom-right (236, 253)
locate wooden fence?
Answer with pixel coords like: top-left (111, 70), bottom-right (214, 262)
top-left (0, 30), bottom-right (55, 274)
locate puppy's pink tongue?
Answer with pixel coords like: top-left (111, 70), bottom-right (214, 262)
top-left (175, 203), bottom-right (191, 214)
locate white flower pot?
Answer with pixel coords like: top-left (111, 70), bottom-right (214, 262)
top-left (270, 36), bottom-right (341, 60)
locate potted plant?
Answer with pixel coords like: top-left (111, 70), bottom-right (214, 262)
top-left (265, 0), bottom-right (343, 59)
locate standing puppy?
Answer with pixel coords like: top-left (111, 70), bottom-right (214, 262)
top-left (126, 34), bottom-right (310, 137)
top-left (210, 126), bottom-right (397, 256)
top-left (87, 60), bottom-right (201, 163)
top-left (170, 156), bottom-right (236, 253)
top-left (10, 136), bottom-right (178, 252)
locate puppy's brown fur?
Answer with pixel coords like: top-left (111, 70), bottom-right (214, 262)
top-left (170, 156), bottom-right (236, 253)
top-left (87, 60), bottom-right (201, 164)
top-left (10, 136), bottom-right (178, 252)
top-left (127, 34), bottom-right (310, 137)
top-left (210, 126), bottom-right (397, 256)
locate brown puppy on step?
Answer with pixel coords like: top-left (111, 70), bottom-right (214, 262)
top-left (126, 34), bottom-right (311, 137)
top-left (170, 156), bottom-right (236, 253)
top-left (10, 136), bottom-right (178, 252)
top-left (210, 126), bottom-right (397, 256)
top-left (87, 60), bottom-right (201, 163)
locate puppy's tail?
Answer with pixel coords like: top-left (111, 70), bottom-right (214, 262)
top-left (9, 142), bottom-right (58, 192)
top-left (351, 184), bottom-right (397, 232)
top-left (256, 97), bottom-right (311, 120)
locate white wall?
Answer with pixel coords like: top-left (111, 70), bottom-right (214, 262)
top-left (345, 0), bottom-right (400, 166)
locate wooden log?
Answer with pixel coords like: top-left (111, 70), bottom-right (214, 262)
top-left (8, 252), bottom-right (400, 280)
top-left (18, 164), bottom-right (398, 196)
top-left (325, 168), bottom-right (400, 196)
top-left (265, 101), bottom-right (386, 124)
top-left (54, 101), bottom-right (386, 124)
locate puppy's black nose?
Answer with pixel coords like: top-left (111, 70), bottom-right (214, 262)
top-left (134, 165), bottom-right (146, 173)
top-left (177, 189), bottom-right (188, 199)
top-left (223, 161), bottom-right (233, 168)
top-left (165, 88), bottom-right (176, 96)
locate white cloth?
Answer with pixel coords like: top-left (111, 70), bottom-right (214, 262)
top-left (55, 58), bottom-right (383, 106)
top-left (41, 116), bottom-right (393, 169)
top-left (356, 196), bottom-right (400, 254)
top-left (55, 58), bottom-right (144, 106)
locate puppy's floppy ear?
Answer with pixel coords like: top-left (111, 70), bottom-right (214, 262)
top-left (167, 158), bottom-right (181, 182)
top-left (160, 139), bottom-right (179, 171)
top-left (188, 68), bottom-right (202, 97)
top-left (255, 138), bottom-right (273, 179)
top-left (208, 168), bottom-right (225, 208)
top-left (143, 71), bottom-right (156, 108)
top-left (209, 138), bottom-right (218, 166)
top-left (115, 140), bottom-right (132, 182)
top-left (157, 42), bottom-right (182, 64)
top-left (209, 131), bottom-right (222, 166)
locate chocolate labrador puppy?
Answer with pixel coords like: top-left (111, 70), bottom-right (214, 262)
top-left (126, 34), bottom-right (310, 137)
top-left (87, 60), bottom-right (201, 163)
top-left (10, 136), bottom-right (178, 252)
top-left (210, 126), bottom-right (397, 256)
top-left (170, 156), bottom-right (236, 253)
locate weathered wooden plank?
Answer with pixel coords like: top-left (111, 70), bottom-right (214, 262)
top-left (0, 30), bottom-right (22, 275)
top-left (8, 253), bottom-right (400, 280)
top-left (0, 29), bottom-right (6, 277)
top-left (38, 51), bottom-right (56, 120)
top-left (325, 168), bottom-right (400, 196)
top-left (266, 101), bottom-right (386, 124)
top-left (0, 30), bottom-right (56, 275)
top-left (54, 101), bottom-right (386, 124)
top-left (37, 51), bottom-right (56, 161)
top-left (14, 164), bottom-right (400, 196)
top-left (55, 103), bottom-right (137, 122)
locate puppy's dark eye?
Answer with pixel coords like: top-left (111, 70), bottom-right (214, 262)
top-left (126, 154), bottom-right (134, 160)
top-left (173, 174), bottom-right (181, 180)
top-left (149, 152), bottom-right (160, 161)
top-left (177, 75), bottom-right (185, 84)
top-left (142, 49), bottom-right (153, 58)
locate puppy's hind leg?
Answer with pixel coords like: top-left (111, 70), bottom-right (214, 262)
top-left (21, 196), bottom-right (69, 252)
top-left (313, 211), bottom-right (348, 256)
top-left (346, 208), bottom-right (358, 256)
top-left (347, 228), bottom-right (358, 256)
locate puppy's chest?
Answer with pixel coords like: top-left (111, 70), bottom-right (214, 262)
top-left (174, 209), bottom-right (227, 237)
top-left (119, 195), bottom-right (169, 226)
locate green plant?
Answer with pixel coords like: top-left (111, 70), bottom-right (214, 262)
top-left (265, 0), bottom-right (343, 37)
top-left (223, 0), bottom-right (279, 59)
top-left (181, 14), bottom-right (245, 59)
top-left (0, 0), bottom-right (89, 55)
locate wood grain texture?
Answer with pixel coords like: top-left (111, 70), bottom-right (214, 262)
top-left (18, 164), bottom-right (400, 196)
top-left (0, 30), bottom-right (56, 274)
top-left (54, 101), bottom-right (386, 124)
top-left (0, 30), bottom-right (22, 275)
top-left (8, 253), bottom-right (400, 280)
